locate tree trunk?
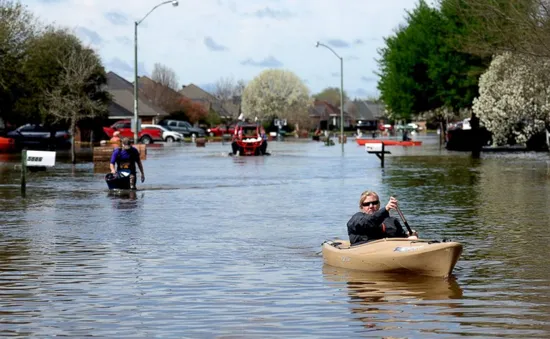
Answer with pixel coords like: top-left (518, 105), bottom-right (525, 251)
top-left (70, 117), bottom-right (77, 164)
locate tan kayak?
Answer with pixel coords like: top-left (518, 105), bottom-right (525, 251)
top-left (322, 238), bottom-right (462, 277)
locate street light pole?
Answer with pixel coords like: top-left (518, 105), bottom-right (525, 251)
top-left (316, 41), bottom-right (345, 154)
top-left (134, 21), bottom-right (139, 145)
top-left (133, 0), bottom-right (179, 144)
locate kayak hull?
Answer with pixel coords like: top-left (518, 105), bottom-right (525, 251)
top-left (322, 238), bottom-right (462, 277)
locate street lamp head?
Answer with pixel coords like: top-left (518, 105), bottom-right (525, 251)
top-left (315, 41), bottom-right (320, 48)
top-left (171, 0), bottom-right (179, 6)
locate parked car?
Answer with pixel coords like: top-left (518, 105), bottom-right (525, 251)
top-left (445, 121), bottom-right (492, 151)
top-left (356, 120), bottom-right (378, 132)
top-left (103, 120), bottom-right (162, 144)
top-left (141, 124), bottom-right (183, 142)
top-left (159, 119), bottom-right (206, 137)
top-left (6, 124), bottom-right (71, 150)
top-left (207, 123), bottom-right (236, 137)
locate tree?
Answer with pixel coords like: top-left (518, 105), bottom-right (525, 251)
top-left (0, 0), bottom-right (39, 125)
top-left (377, 0), bottom-right (487, 120)
top-left (19, 27), bottom-right (89, 125)
top-left (151, 62), bottom-right (178, 90)
top-left (213, 76), bottom-right (246, 121)
top-left (313, 87), bottom-right (348, 107)
top-left (213, 76), bottom-right (245, 101)
top-left (241, 69), bottom-right (312, 128)
top-left (472, 52), bottom-right (550, 146)
top-left (169, 97), bottom-right (208, 124)
top-left (140, 63), bottom-right (181, 113)
top-left (43, 46), bottom-right (109, 163)
top-left (440, 0), bottom-right (550, 58)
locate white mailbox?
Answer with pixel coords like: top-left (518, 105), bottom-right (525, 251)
top-left (26, 150), bottom-right (56, 167)
top-left (365, 143), bottom-right (383, 153)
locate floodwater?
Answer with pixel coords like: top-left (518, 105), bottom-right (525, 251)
top-left (1, 134), bottom-right (550, 338)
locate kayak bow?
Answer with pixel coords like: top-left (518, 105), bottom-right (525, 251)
top-left (322, 238), bottom-right (462, 277)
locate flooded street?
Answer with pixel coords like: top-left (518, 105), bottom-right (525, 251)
top-left (1, 134), bottom-right (550, 338)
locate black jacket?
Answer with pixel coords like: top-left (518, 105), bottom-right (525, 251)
top-left (347, 208), bottom-right (408, 245)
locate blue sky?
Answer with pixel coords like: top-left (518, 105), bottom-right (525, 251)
top-left (25, 0), bottom-right (419, 98)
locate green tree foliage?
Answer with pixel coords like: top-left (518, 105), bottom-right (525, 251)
top-left (1, 1), bottom-right (110, 140)
top-left (43, 45), bottom-right (109, 163)
top-left (313, 87), bottom-right (348, 107)
top-left (439, 0), bottom-right (548, 58)
top-left (0, 0), bottom-right (38, 125)
top-left (20, 28), bottom-right (93, 125)
top-left (377, 0), bottom-right (488, 120)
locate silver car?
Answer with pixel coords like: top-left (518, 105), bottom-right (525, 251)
top-left (159, 120), bottom-right (206, 137)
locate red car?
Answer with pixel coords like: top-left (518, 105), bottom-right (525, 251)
top-left (0, 136), bottom-right (16, 153)
top-left (103, 120), bottom-right (162, 144)
top-left (207, 123), bottom-right (236, 137)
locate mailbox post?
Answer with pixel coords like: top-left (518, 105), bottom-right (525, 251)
top-left (20, 150), bottom-right (56, 197)
top-left (21, 149), bottom-right (27, 197)
top-left (365, 142), bottom-right (391, 168)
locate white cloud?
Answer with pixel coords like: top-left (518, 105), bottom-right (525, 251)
top-left (27, 0), bottom-right (417, 98)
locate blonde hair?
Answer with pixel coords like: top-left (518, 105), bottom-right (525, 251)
top-left (359, 190), bottom-right (379, 209)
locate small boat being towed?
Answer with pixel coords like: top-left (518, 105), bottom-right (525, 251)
top-left (322, 238), bottom-right (462, 277)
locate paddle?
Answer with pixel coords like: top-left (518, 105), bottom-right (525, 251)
top-left (395, 206), bottom-right (414, 235)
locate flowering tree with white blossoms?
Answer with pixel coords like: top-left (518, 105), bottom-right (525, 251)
top-left (241, 69), bottom-right (313, 129)
top-left (473, 52), bottom-right (550, 145)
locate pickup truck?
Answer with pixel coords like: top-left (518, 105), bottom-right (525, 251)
top-left (103, 120), bottom-right (162, 144)
top-left (207, 123), bottom-right (236, 137)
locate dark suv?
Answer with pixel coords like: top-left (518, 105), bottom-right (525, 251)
top-left (7, 124), bottom-right (71, 150)
top-left (159, 119), bottom-right (206, 137)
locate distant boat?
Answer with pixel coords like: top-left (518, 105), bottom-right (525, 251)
top-left (356, 138), bottom-right (422, 147)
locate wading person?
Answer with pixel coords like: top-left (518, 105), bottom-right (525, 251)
top-left (110, 131), bottom-right (121, 144)
top-left (110, 138), bottom-right (145, 190)
top-left (347, 191), bottom-right (417, 245)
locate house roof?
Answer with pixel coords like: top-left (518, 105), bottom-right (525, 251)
top-left (179, 84), bottom-right (217, 101)
top-left (309, 100), bottom-right (352, 120)
top-left (179, 83), bottom-right (240, 119)
top-left (106, 72), bottom-right (169, 118)
top-left (138, 76), bottom-right (182, 100)
top-left (365, 101), bottom-right (385, 119)
top-left (345, 100), bottom-right (385, 121)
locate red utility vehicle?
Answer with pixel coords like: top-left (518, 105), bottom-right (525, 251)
top-left (230, 123), bottom-right (266, 156)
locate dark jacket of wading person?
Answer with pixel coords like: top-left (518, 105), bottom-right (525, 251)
top-left (347, 192), bottom-right (412, 246)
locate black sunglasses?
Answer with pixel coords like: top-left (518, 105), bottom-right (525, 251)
top-left (362, 201), bottom-right (379, 207)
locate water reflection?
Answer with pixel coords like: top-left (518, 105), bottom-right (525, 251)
top-left (2, 137), bottom-right (550, 337)
top-left (323, 265), bottom-right (463, 303)
top-left (323, 265), bottom-right (463, 333)
top-left (107, 190), bottom-right (142, 209)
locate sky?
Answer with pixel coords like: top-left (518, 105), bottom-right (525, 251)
top-left (24, 0), bottom-right (420, 99)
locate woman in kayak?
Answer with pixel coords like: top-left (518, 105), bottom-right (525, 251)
top-left (347, 191), bottom-right (418, 245)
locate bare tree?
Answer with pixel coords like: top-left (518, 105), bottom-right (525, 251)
top-left (213, 76), bottom-right (246, 121)
top-left (213, 76), bottom-right (244, 101)
top-left (151, 63), bottom-right (178, 90)
top-left (442, 0), bottom-right (550, 58)
top-left (140, 63), bottom-right (181, 113)
top-left (44, 47), bottom-right (108, 163)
